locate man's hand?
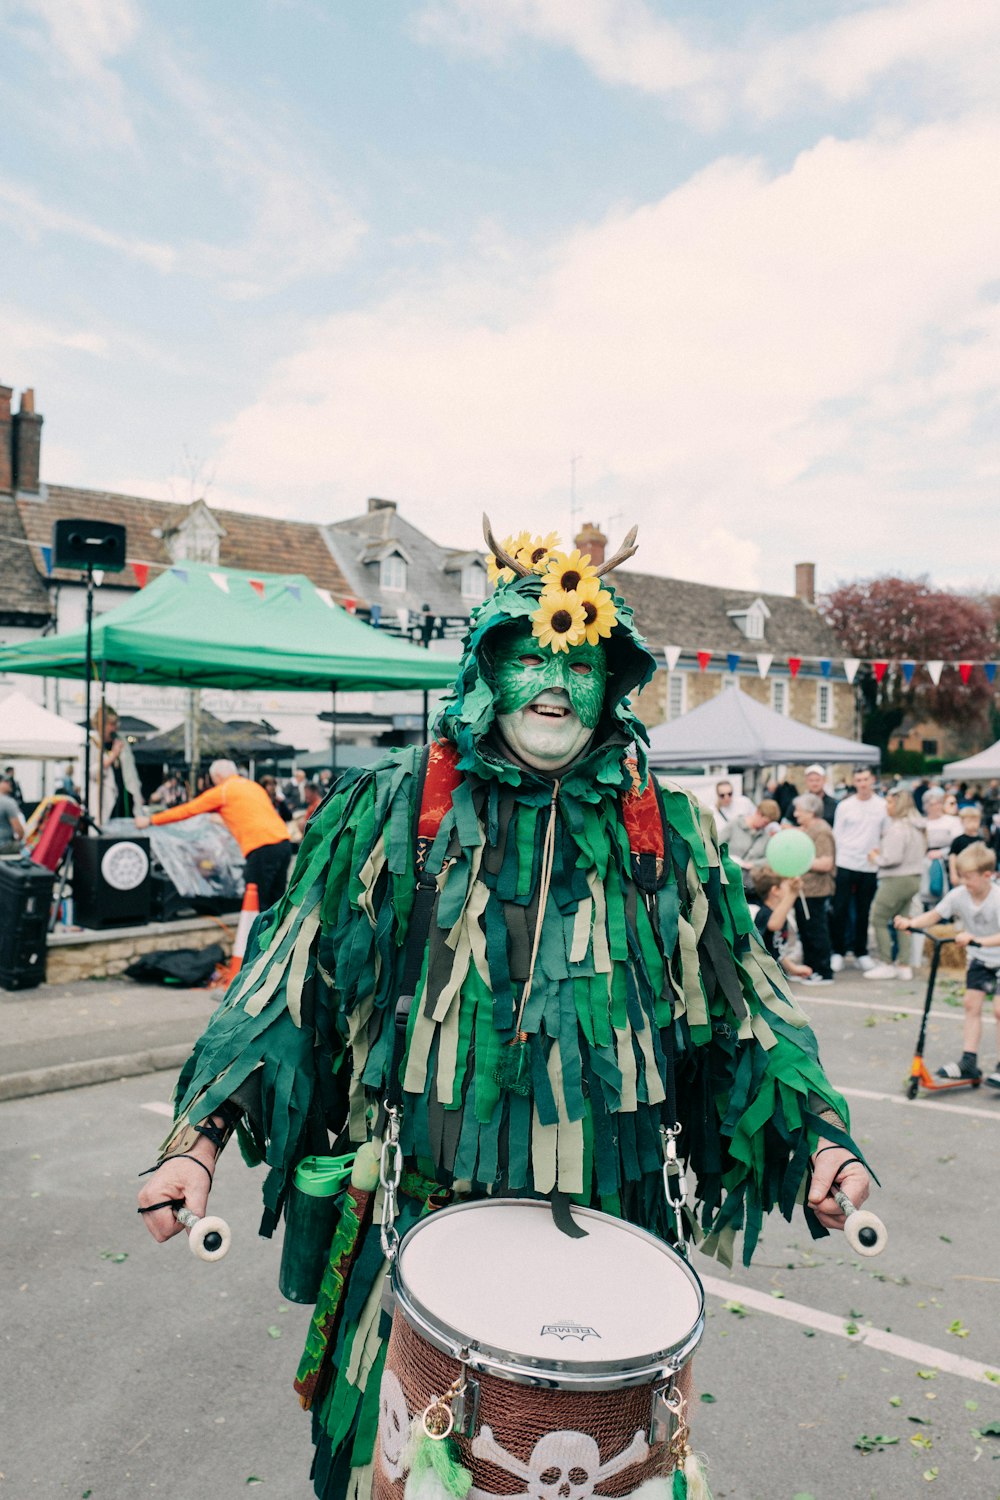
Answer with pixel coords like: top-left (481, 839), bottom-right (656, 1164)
top-left (138, 1142), bottom-right (216, 1243)
top-left (134, 814), bottom-right (151, 829)
top-left (807, 1144), bottom-right (870, 1231)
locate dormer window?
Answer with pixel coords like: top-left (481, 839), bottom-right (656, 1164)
top-left (380, 554), bottom-right (407, 592)
top-left (461, 563), bottom-right (486, 601)
top-left (163, 500), bottom-right (225, 565)
top-left (727, 597), bottom-right (770, 641)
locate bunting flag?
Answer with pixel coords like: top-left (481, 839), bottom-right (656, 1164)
top-left (315, 588), bottom-right (334, 609)
top-left (133, 561), bottom-right (150, 588)
top-left (344, 597), bottom-right (357, 615)
top-left (696, 650), bottom-right (712, 672)
top-left (93, 570), bottom-right (105, 588)
top-left (843, 658), bottom-right (860, 684)
top-left (959, 662), bottom-right (973, 685)
top-left (986, 664), bottom-right (997, 685)
top-left (873, 661), bottom-right (888, 683)
top-left (396, 608), bottom-right (410, 633)
top-left (726, 653), bottom-right (740, 672)
top-left (819, 658), bottom-right (831, 677)
top-left (40, 544), bottom-right (52, 576)
top-left (170, 567), bottom-right (188, 583)
top-left (788, 656), bottom-right (802, 678)
top-left (249, 578), bottom-right (265, 598)
top-left (370, 603), bottom-right (382, 628)
top-left (756, 654), bottom-right (773, 678)
top-left (286, 584), bottom-right (301, 602)
top-left (209, 571), bottom-right (229, 594)
top-left (926, 661), bottom-right (944, 685)
top-left (664, 645), bottom-right (682, 671)
top-left (901, 660), bottom-right (915, 685)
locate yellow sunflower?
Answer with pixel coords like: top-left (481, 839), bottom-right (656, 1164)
top-left (486, 530), bottom-right (531, 586)
top-left (531, 589), bottom-right (586, 653)
top-left (575, 579), bottom-right (617, 645)
top-left (520, 531), bottom-right (561, 573)
top-left (541, 548), bottom-right (599, 595)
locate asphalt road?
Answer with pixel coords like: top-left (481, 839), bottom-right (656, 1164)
top-left (2, 976), bottom-right (999, 1500)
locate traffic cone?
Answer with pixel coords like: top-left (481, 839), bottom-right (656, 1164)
top-left (213, 881), bottom-right (259, 987)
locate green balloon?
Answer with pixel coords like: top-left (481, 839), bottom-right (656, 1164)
top-left (766, 829), bottom-right (815, 878)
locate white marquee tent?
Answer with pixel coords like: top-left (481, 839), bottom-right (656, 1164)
top-left (943, 742), bottom-right (1000, 779)
top-left (0, 690), bottom-right (86, 760)
top-left (645, 686), bottom-right (879, 770)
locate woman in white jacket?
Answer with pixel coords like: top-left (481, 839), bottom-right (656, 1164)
top-left (864, 788), bottom-right (927, 980)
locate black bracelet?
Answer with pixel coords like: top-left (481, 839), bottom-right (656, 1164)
top-left (810, 1144), bottom-right (845, 1164)
top-left (137, 1198), bottom-right (183, 1215)
top-left (834, 1156), bottom-right (864, 1178)
top-left (165, 1152), bottom-right (214, 1185)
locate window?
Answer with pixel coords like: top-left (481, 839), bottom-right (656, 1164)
top-left (461, 564), bottom-right (486, 601)
top-left (771, 679), bottom-right (789, 715)
top-left (743, 605), bottom-right (765, 640)
top-left (816, 681), bottom-right (833, 728)
top-left (380, 554), bottom-right (407, 592)
top-left (667, 671), bottom-right (687, 720)
top-left (721, 673), bottom-right (740, 692)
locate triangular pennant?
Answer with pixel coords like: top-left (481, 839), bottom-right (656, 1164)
top-left (985, 663), bottom-right (997, 685)
top-left (40, 543), bottom-right (53, 576)
top-left (286, 583), bottom-right (301, 601)
top-left (843, 658), bottom-right (860, 684)
top-left (788, 656), bottom-right (802, 679)
top-left (396, 608), bottom-right (410, 633)
top-left (314, 588), bottom-right (334, 608)
top-left (664, 645), bottom-right (682, 672)
top-left (819, 658), bottom-right (831, 678)
top-left (208, 571), bottom-right (229, 594)
top-left (926, 660), bottom-right (943, 685)
top-left (344, 596), bottom-right (357, 615)
top-left (93, 569), bottom-right (105, 588)
top-left (170, 567), bottom-right (188, 583)
top-left (756, 654), bottom-right (773, 678)
top-left (133, 561), bottom-right (149, 588)
top-left (901, 660), bottom-right (915, 685)
top-left (873, 661), bottom-right (888, 683)
top-left (248, 578), bottom-right (265, 598)
top-left (370, 602), bottom-right (382, 627)
top-left (958, 662), bottom-right (973, 685)
top-left (726, 653), bottom-right (740, 672)
top-left (696, 650), bottom-right (712, 672)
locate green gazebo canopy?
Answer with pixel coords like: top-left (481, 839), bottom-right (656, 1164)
top-left (0, 562), bottom-right (457, 693)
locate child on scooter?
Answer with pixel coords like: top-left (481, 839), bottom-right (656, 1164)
top-left (895, 841), bottom-right (1000, 1087)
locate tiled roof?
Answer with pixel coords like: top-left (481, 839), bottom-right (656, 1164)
top-left (0, 495), bottom-right (53, 621)
top-left (325, 506), bottom-right (483, 626)
top-left (612, 568), bottom-right (840, 657)
top-left (15, 487), bottom-right (352, 599)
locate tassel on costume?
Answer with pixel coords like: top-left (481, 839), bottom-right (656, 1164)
top-left (402, 1414), bottom-right (473, 1500)
top-left (671, 1452), bottom-right (713, 1499)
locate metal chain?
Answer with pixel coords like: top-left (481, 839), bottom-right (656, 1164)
top-left (379, 1104), bottom-right (403, 1259)
top-left (661, 1122), bottom-right (689, 1256)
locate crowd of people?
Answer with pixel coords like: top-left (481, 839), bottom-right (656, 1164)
top-left (717, 766), bottom-right (1000, 1092)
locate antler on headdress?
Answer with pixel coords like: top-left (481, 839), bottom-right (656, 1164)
top-left (594, 526), bottom-right (638, 577)
top-left (482, 514), bottom-right (530, 578)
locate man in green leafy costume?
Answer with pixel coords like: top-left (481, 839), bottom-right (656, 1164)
top-left (139, 522), bottom-right (871, 1500)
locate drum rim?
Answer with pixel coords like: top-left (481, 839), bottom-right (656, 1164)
top-left (388, 1198), bottom-right (705, 1390)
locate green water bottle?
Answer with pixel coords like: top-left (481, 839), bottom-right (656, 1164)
top-left (278, 1153), bottom-right (355, 1303)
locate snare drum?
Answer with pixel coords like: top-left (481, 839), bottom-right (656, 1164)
top-left (373, 1199), bottom-right (704, 1500)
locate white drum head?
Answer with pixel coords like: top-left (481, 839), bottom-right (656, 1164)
top-left (392, 1199), bottom-right (703, 1387)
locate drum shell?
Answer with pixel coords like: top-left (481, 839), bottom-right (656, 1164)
top-left (372, 1311), bottom-right (681, 1500)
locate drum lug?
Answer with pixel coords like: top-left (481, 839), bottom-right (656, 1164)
top-left (649, 1378), bottom-right (681, 1445)
top-left (451, 1359), bottom-right (480, 1438)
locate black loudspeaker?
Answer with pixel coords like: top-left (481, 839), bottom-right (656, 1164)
top-left (52, 518), bottom-right (127, 572)
top-left (0, 860), bottom-right (55, 990)
top-left (73, 834), bottom-right (151, 929)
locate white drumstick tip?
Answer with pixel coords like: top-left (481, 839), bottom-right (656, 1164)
top-left (174, 1205), bottom-right (232, 1261)
top-left (834, 1189), bottom-right (887, 1257)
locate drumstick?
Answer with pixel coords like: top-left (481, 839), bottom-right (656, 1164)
top-left (833, 1189), bottom-right (887, 1257)
top-left (173, 1204), bottom-right (232, 1262)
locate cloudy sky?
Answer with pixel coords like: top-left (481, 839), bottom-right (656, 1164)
top-left (2, 0), bottom-right (998, 595)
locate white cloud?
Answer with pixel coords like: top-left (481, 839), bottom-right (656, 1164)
top-left (3, 0), bottom-right (141, 147)
top-left (211, 115), bottom-right (1000, 590)
top-left (0, 305), bottom-right (110, 363)
top-left (0, 177), bottom-right (175, 272)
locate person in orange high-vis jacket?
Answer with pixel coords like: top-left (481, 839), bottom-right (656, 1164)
top-left (136, 759), bottom-right (292, 909)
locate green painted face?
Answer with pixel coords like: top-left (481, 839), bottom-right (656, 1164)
top-left (494, 635), bottom-right (608, 727)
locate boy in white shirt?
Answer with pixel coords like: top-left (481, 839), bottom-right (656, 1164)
top-left (895, 842), bottom-right (1000, 1087)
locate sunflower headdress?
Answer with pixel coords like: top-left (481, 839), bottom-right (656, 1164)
top-left (484, 518), bottom-right (637, 654)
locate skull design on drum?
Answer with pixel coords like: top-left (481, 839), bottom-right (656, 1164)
top-left (377, 1369), bottom-right (411, 1482)
top-left (472, 1425), bottom-right (649, 1500)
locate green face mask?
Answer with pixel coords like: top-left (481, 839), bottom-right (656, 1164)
top-left (493, 633), bottom-right (608, 729)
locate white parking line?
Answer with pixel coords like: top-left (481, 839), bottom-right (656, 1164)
top-left (835, 1085), bottom-right (1000, 1122)
top-left (141, 1101), bottom-right (174, 1117)
top-left (700, 1275), bottom-right (998, 1384)
top-left (803, 994), bottom-right (962, 1021)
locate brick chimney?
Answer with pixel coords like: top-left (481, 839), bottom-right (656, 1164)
top-left (0, 384), bottom-right (12, 493)
top-left (367, 497), bottom-right (397, 514)
top-left (12, 388), bottom-right (42, 493)
top-left (794, 562), bottom-right (815, 605)
top-left (575, 521), bottom-right (607, 567)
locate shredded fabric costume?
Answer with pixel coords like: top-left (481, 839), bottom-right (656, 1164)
top-left (163, 550), bottom-right (861, 1500)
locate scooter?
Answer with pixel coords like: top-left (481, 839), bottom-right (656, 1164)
top-left (905, 932), bottom-right (981, 1098)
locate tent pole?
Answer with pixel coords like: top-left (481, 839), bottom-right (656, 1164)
top-left (330, 686), bottom-right (337, 773)
top-left (83, 562), bottom-right (94, 824)
top-left (97, 656), bottom-right (108, 824)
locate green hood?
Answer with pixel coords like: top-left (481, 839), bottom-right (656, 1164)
top-left (434, 571), bottom-right (657, 792)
